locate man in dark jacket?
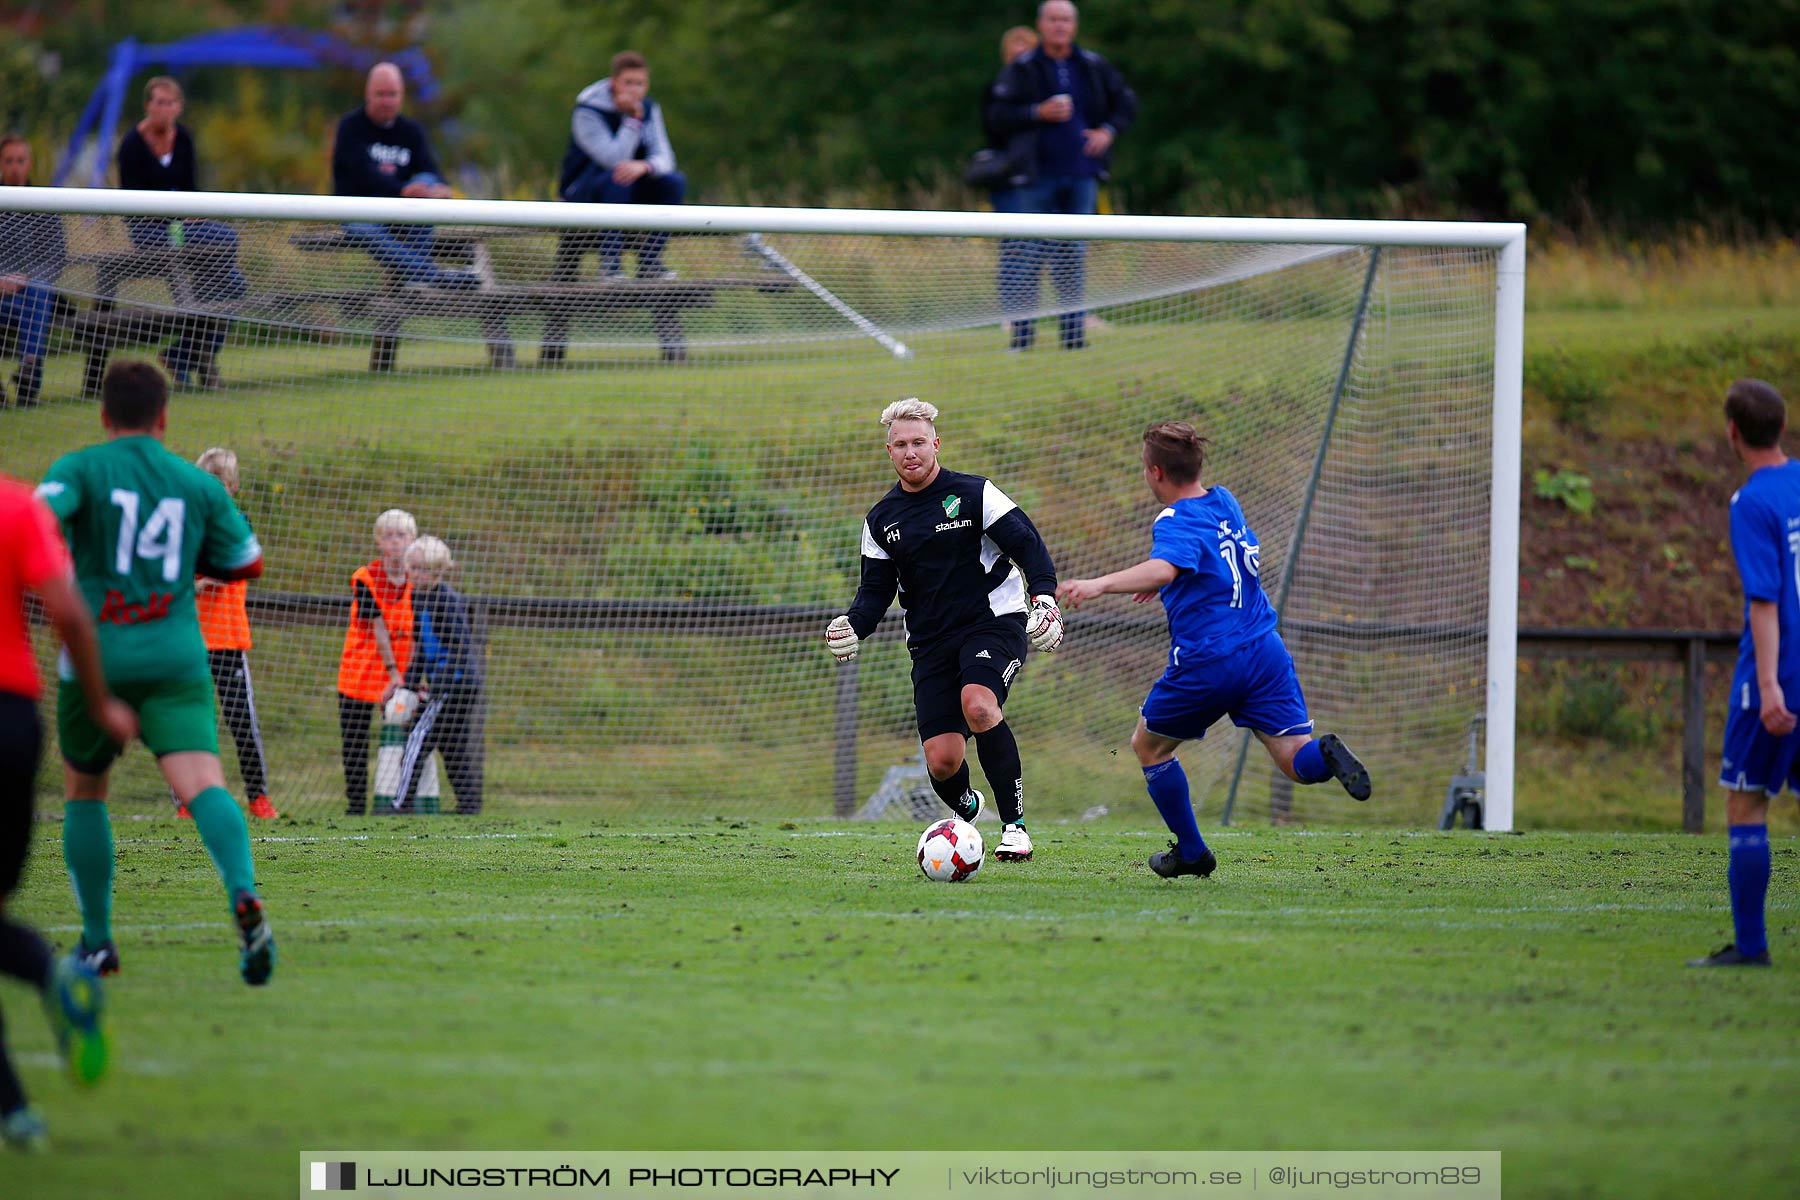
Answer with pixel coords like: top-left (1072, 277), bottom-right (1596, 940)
top-left (983, 1), bottom-right (1137, 351)
top-left (331, 64), bottom-right (478, 290)
top-left (0, 137), bottom-right (65, 407)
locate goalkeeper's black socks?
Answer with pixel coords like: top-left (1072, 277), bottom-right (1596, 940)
top-left (929, 758), bottom-right (973, 809)
top-left (975, 721), bottom-right (1025, 825)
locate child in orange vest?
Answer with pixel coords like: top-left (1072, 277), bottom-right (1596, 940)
top-left (194, 448), bottom-right (277, 819)
top-left (337, 508), bottom-right (416, 815)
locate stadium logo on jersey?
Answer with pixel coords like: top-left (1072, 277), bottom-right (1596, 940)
top-left (883, 522), bottom-right (902, 544)
top-left (942, 495), bottom-right (962, 519)
top-left (1002, 658), bottom-right (1022, 684)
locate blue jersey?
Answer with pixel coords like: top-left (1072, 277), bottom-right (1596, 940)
top-left (1729, 460), bottom-right (1800, 690)
top-left (1149, 487), bottom-right (1278, 666)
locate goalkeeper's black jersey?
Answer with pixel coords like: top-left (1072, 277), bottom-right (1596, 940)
top-left (845, 468), bottom-right (1057, 653)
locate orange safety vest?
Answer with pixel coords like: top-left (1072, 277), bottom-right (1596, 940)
top-left (197, 578), bottom-right (252, 651)
top-left (335, 562), bottom-right (414, 703)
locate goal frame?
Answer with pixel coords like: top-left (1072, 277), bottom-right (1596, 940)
top-left (0, 185), bottom-right (1525, 829)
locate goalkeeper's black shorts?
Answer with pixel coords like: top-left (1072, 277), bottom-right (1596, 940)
top-left (908, 614), bottom-right (1029, 741)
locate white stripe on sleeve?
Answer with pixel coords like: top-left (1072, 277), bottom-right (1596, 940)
top-left (981, 479), bottom-right (1018, 529)
top-left (860, 521), bottom-right (890, 561)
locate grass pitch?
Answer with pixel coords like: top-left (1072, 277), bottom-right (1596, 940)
top-left (3, 818), bottom-right (1795, 1199)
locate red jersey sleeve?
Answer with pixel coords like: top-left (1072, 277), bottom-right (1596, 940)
top-left (17, 493), bottom-right (71, 590)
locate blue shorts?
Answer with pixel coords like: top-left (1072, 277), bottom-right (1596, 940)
top-left (1720, 670), bottom-right (1800, 796)
top-left (1140, 630), bottom-right (1313, 743)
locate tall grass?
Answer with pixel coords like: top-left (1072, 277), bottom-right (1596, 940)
top-left (1529, 232), bottom-right (1800, 313)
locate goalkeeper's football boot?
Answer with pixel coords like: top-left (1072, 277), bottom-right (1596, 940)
top-left (44, 955), bottom-right (108, 1086)
top-left (1, 1105), bottom-right (48, 1152)
top-left (1687, 943), bottom-right (1771, 967)
top-left (234, 891), bottom-right (276, 987)
top-left (949, 788), bottom-right (984, 824)
top-left (247, 794), bottom-right (280, 820)
top-left (72, 938), bottom-right (120, 977)
top-left (995, 823), bottom-right (1033, 862)
top-left (1319, 734), bottom-right (1372, 801)
top-left (1149, 841), bottom-right (1218, 879)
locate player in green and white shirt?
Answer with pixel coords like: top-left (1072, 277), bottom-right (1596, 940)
top-left (36, 360), bottom-right (275, 986)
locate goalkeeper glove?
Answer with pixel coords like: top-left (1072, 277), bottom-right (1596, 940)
top-left (1025, 595), bottom-right (1064, 653)
top-left (825, 615), bottom-right (860, 662)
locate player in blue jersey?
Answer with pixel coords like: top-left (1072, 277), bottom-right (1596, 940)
top-left (1057, 420), bottom-right (1370, 878)
top-left (1696, 379), bottom-right (1796, 967)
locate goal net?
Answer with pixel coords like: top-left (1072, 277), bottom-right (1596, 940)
top-left (1, 190), bottom-right (1521, 828)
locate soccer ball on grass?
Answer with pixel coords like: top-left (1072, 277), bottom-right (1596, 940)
top-left (916, 818), bottom-right (983, 882)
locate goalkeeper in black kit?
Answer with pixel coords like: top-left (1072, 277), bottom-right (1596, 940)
top-left (826, 398), bottom-right (1063, 861)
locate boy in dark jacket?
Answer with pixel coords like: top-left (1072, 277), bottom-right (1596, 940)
top-left (393, 537), bottom-right (485, 815)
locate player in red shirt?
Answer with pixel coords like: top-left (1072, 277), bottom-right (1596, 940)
top-left (0, 475), bottom-right (135, 1149)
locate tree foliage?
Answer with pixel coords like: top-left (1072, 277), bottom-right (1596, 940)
top-left (13, 0), bottom-right (1800, 226)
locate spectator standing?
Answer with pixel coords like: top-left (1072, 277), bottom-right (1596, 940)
top-left (985, 0), bottom-right (1137, 350)
top-left (193, 448), bottom-right (278, 820)
top-left (558, 51), bottom-right (686, 279)
top-left (115, 76), bottom-right (248, 390)
top-left (331, 64), bottom-right (480, 290)
top-left (0, 137), bottom-right (65, 408)
top-left (978, 25), bottom-right (1040, 177)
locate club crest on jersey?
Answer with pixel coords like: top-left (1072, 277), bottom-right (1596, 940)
top-left (942, 495), bottom-right (962, 519)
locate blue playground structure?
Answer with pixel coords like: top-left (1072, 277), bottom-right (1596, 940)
top-left (54, 26), bottom-right (438, 188)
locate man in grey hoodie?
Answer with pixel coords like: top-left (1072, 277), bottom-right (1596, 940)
top-left (557, 51), bottom-right (686, 279)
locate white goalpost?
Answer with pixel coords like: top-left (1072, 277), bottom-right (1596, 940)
top-left (0, 186), bottom-right (1523, 829)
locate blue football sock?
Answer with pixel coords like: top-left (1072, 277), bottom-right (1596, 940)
top-left (1727, 824), bottom-right (1771, 958)
top-left (1143, 759), bottom-right (1208, 861)
top-left (1293, 739), bottom-right (1329, 784)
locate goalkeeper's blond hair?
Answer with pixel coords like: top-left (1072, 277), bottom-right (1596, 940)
top-left (880, 397), bottom-right (938, 429)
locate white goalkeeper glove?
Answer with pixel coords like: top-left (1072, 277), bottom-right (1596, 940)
top-left (825, 615), bottom-right (860, 662)
top-left (1025, 594), bottom-right (1064, 653)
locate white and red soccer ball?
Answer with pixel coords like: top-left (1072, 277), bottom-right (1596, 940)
top-left (916, 818), bottom-right (983, 882)
top-left (383, 687), bottom-right (420, 725)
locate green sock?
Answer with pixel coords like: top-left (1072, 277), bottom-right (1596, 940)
top-left (62, 800), bottom-right (114, 949)
top-left (187, 786), bottom-right (257, 902)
